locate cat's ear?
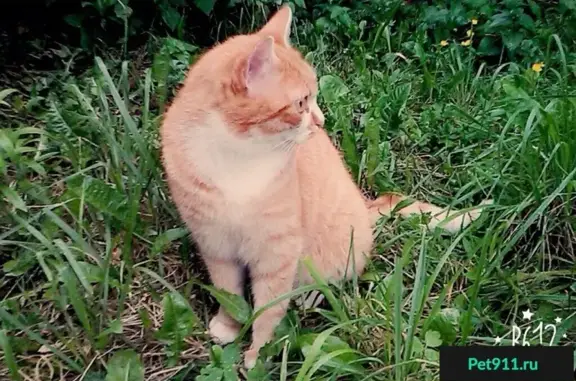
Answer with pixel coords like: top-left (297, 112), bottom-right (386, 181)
top-left (244, 36), bottom-right (276, 90)
top-left (258, 5), bottom-right (292, 46)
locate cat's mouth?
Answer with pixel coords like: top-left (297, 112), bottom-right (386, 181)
top-left (294, 131), bottom-right (311, 144)
top-left (292, 124), bottom-right (317, 144)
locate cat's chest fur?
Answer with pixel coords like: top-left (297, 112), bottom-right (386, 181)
top-left (183, 113), bottom-right (292, 209)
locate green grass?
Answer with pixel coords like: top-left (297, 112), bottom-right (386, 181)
top-left (1, 9), bottom-right (576, 381)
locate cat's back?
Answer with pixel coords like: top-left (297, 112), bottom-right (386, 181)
top-left (296, 129), bottom-right (369, 221)
top-left (295, 129), bottom-right (373, 281)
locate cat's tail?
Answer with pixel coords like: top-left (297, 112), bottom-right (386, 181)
top-left (367, 192), bottom-right (492, 233)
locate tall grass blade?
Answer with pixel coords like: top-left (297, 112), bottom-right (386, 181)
top-left (0, 329), bottom-right (21, 381)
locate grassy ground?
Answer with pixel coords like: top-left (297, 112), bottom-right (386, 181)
top-left (1, 5), bottom-right (576, 381)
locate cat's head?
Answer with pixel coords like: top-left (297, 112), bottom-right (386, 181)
top-left (213, 5), bottom-right (325, 148)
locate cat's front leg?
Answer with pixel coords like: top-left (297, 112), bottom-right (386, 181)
top-left (203, 255), bottom-right (245, 344)
top-left (244, 236), bottom-right (301, 369)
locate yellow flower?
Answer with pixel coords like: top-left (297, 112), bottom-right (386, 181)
top-left (461, 39), bottom-right (472, 47)
top-left (471, 18), bottom-right (478, 25)
top-left (531, 62), bottom-right (545, 72)
top-left (466, 29), bottom-right (473, 37)
top-left (440, 40), bottom-right (449, 47)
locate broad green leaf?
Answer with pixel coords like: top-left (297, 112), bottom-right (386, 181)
top-left (486, 12), bottom-right (513, 31)
top-left (428, 308), bottom-right (460, 344)
top-left (503, 0), bottom-right (523, 7)
top-left (413, 42), bottom-right (427, 66)
top-left (160, 5), bottom-right (181, 31)
top-left (0, 185), bottom-right (27, 212)
top-left (424, 348), bottom-right (439, 362)
top-left (24, 160), bottom-right (46, 176)
top-left (194, 0), bottom-right (216, 15)
top-left (196, 366), bottom-right (223, 381)
top-left (2, 251), bottom-right (36, 276)
top-left (105, 350), bottom-right (144, 381)
top-left (502, 32), bottom-right (524, 52)
top-left (210, 345), bottom-right (224, 362)
top-left (203, 285), bottom-right (252, 324)
top-left (477, 36), bottom-right (500, 56)
top-left (63, 14), bottom-right (83, 28)
top-left (67, 176), bottom-right (129, 222)
top-left (502, 82), bottom-right (531, 101)
top-left (246, 360), bottom-right (271, 381)
top-left (518, 13), bottom-right (535, 31)
top-left (528, 0), bottom-right (542, 17)
top-left (318, 75), bottom-right (349, 104)
top-left (220, 344), bottom-right (241, 365)
top-left (560, 0), bottom-right (576, 10)
top-left (151, 228), bottom-right (189, 256)
top-left (297, 333), bottom-right (364, 374)
top-left (425, 330), bottom-right (442, 348)
top-left (156, 291), bottom-right (198, 343)
top-left (96, 319), bottom-right (123, 349)
top-left (113, 3), bottom-right (132, 19)
top-left (220, 344), bottom-right (240, 381)
top-left (411, 336), bottom-right (423, 356)
top-left (97, 319), bottom-right (123, 340)
top-left (0, 130), bottom-right (14, 155)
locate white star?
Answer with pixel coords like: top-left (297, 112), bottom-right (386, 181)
top-left (555, 317), bottom-right (562, 324)
top-left (522, 309), bottom-right (534, 321)
top-left (495, 336), bottom-right (502, 344)
top-left (563, 334), bottom-right (567, 339)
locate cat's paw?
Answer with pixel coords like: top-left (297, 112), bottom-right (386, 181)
top-left (244, 348), bottom-right (259, 369)
top-left (208, 314), bottom-right (240, 345)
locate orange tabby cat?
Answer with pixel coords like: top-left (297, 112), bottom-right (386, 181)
top-left (160, 5), bottom-right (489, 368)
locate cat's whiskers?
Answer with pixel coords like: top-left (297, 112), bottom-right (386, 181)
top-left (273, 139), bottom-right (297, 152)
